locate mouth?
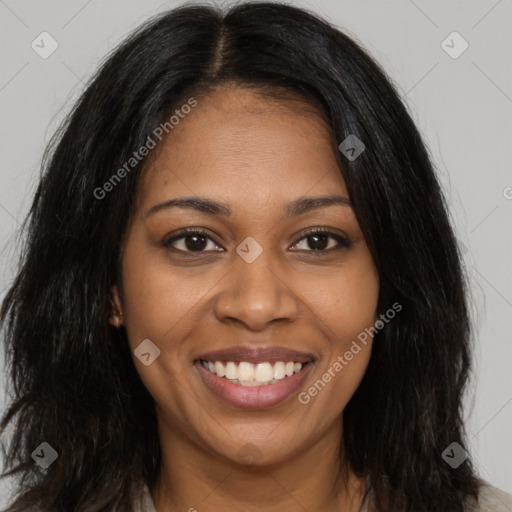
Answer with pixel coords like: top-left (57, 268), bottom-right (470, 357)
top-left (198, 359), bottom-right (310, 386)
top-left (194, 357), bottom-right (314, 409)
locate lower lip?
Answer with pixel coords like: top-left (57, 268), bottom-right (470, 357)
top-left (194, 360), bottom-right (314, 409)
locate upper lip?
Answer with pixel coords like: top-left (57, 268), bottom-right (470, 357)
top-left (195, 345), bottom-right (315, 364)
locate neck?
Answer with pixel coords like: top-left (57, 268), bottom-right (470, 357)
top-left (152, 414), bottom-right (367, 512)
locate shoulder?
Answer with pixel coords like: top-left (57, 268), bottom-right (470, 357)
top-left (361, 482), bottom-right (512, 512)
top-left (470, 483), bottom-right (512, 512)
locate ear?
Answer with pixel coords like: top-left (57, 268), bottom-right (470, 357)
top-left (108, 285), bottom-right (124, 327)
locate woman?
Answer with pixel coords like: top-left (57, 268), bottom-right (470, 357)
top-left (1, 2), bottom-right (510, 511)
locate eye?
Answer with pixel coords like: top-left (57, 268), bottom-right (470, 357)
top-left (289, 228), bottom-right (352, 253)
top-left (162, 227), bottom-right (352, 255)
top-left (162, 228), bottom-right (224, 253)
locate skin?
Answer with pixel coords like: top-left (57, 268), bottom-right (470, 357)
top-left (110, 84), bottom-right (380, 512)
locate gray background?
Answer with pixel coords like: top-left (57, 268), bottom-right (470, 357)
top-left (1, 0), bottom-right (511, 505)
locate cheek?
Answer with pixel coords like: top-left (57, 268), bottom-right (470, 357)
top-left (296, 251), bottom-right (379, 406)
top-left (301, 256), bottom-right (379, 346)
top-left (333, 276), bottom-right (379, 345)
top-left (297, 265), bottom-right (378, 416)
top-left (118, 240), bottom-right (210, 414)
top-left (119, 239), bottom-right (216, 348)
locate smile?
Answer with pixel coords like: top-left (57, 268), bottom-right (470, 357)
top-left (195, 359), bottom-right (314, 409)
top-left (200, 360), bottom-right (304, 386)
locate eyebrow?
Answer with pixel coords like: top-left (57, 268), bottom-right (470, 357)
top-left (145, 194), bottom-right (352, 218)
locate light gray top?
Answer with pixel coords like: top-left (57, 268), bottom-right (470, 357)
top-left (135, 481), bottom-right (512, 511)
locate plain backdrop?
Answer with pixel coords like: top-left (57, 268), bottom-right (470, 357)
top-left (0, 0), bottom-right (511, 505)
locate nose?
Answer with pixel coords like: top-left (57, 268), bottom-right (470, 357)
top-left (212, 247), bottom-right (300, 331)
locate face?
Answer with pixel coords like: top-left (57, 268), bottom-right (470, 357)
top-left (111, 84), bottom-right (379, 466)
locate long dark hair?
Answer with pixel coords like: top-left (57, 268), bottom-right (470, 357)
top-left (1, 2), bottom-right (482, 510)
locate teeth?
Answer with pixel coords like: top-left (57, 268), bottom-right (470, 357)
top-left (225, 361), bottom-right (238, 380)
top-left (201, 360), bottom-right (305, 386)
top-left (214, 361), bottom-right (225, 377)
top-left (238, 362), bottom-right (255, 381)
top-left (255, 362), bottom-right (274, 382)
top-left (273, 361), bottom-right (285, 379)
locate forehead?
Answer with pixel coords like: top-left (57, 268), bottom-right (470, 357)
top-left (139, 86), bottom-right (348, 206)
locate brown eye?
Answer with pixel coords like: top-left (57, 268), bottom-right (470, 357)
top-left (163, 229), bottom-right (223, 253)
top-left (290, 229), bottom-right (352, 253)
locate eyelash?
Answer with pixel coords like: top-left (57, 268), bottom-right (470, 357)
top-left (162, 227), bottom-right (353, 255)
